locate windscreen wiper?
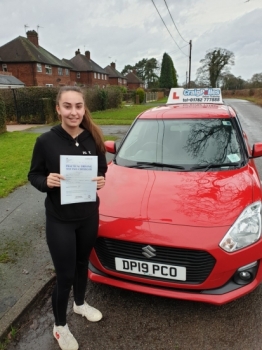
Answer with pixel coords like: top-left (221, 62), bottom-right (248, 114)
top-left (190, 162), bottom-right (241, 171)
top-left (127, 161), bottom-right (185, 169)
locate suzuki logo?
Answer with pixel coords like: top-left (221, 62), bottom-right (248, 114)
top-left (142, 245), bottom-right (156, 258)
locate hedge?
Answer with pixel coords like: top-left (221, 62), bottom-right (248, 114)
top-left (0, 94), bottom-right (6, 133)
top-left (0, 86), bottom-right (123, 124)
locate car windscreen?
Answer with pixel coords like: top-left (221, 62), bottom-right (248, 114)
top-left (115, 118), bottom-right (244, 170)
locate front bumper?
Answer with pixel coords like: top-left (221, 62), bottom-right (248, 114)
top-left (88, 261), bottom-right (262, 305)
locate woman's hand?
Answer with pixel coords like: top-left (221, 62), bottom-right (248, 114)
top-left (92, 176), bottom-right (106, 190)
top-left (47, 173), bottom-right (65, 188)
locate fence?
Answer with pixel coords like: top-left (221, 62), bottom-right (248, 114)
top-left (145, 92), bottom-right (158, 103)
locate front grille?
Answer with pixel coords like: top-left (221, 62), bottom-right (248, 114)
top-left (94, 238), bottom-right (216, 284)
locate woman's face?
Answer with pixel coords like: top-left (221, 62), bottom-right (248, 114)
top-left (56, 91), bottom-right (85, 129)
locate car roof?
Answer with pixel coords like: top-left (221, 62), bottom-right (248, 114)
top-left (139, 104), bottom-right (236, 120)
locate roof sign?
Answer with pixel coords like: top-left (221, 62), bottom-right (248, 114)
top-left (166, 88), bottom-right (223, 105)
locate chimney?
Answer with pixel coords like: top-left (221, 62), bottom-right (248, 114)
top-left (26, 30), bottom-right (39, 47)
top-left (110, 62), bottom-right (116, 70)
top-left (75, 49), bottom-right (81, 55)
top-left (85, 51), bottom-right (90, 60)
top-left (132, 69), bottom-right (137, 75)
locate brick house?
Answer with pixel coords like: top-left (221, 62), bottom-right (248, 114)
top-left (104, 62), bottom-right (127, 87)
top-left (64, 49), bottom-right (109, 87)
top-left (0, 30), bottom-right (72, 87)
top-left (125, 70), bottom-right (145, 90)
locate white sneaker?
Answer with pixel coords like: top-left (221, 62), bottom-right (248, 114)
top-left (53, 324), bottom-right (79, 350)
top-left (73, 301), bottom-right (103, 322)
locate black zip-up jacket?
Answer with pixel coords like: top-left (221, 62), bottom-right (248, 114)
top-left (28, 125), bottom-right (108, 221)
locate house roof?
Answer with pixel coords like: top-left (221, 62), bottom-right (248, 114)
top-left (0, 74), bottom-right (24, 86)
top-left (104, 65), bottom-right (126, 79)
top-left (125, 71), bottom-right (144, 84)
top-left (0, 36), bottom-right (71, 68)
top-left (69, 54), bottom-right (107, 74)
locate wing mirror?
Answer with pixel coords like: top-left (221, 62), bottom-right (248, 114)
top-left (251, 143), bottom-right (262, 158)
top-left (104, 140), bottom-right (116, 154)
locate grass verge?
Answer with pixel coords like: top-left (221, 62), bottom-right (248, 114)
top-left (0, 132), bottom-right (118, 198)
top-left (91, 101), bottom-right (167, 125)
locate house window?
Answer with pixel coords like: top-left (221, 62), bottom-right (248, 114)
top-left (94, 72), bottom-right (97, 78)
top-left (65, 69), bottom-right (69, 76)
top-left (46, 84), bottom-right (53, 87)
top-left (98, 73), bottom-right (100, 79)
top-left (45, 65), bottom-right (52, 75)
top-left (102, 74), bottom-right (104, 80)
top-left (58, 67), bottom-right (63, 76)
top-left (105, 75), bottom-right (107, 80)
top-left (2, 64), bottom-right (7, 72)
top-left (77, 72), bottom-right (80, 78)
top-left (37, 63), bottom-right (42, 72)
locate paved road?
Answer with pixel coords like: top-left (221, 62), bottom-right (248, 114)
top-left (5, 100), bottom-right (262, 350)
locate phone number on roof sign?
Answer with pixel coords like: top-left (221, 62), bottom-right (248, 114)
top-left (183, 97), bottom-right (220, 103)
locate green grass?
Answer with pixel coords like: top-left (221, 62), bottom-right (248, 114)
top-left (0, 252), bottom-right (13, 263)
top-left (0, 132), bottom-right (118, 198)
top-left (0, 132), bottom-right (40, 198)
top-left (91, 101), bottom-right (167, 125)
top-left (0, 326), bottom-right (18, 349)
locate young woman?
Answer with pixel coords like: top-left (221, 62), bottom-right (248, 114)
top-left (28, 86), bottom-right (107, 350)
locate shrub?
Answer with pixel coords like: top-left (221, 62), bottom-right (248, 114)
top-left (0, 86), bottom-right (123, 124)
top-left (0, 94), bottom-right (6, 133)
top-left (136, 87), bottom-right (145, 104)
top-left (98, 89), bottom-right (108, 110)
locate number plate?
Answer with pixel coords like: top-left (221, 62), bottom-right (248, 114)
top-left (115, 257), bottom-right (186, 281)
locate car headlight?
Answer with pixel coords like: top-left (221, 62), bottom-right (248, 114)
top-left (219, 201), bottom-right (261, 252)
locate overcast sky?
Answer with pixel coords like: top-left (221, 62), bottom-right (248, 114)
top-left (1, 0), bottom-right (261, 84)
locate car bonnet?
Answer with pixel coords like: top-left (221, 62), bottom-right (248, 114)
top-left (99, 163), bottom-right (254, 227)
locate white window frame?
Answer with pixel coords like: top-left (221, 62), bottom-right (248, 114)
top-left (2, 64), bottom-right (7, 72)
top-left (45, 65), bottom-right (52, 75)
top-left (58, 67), bottom-right (63, 76)
top-left (98, 73), bottom-right (100, 79)
top-left (65, 69), bottom-right (69, 76)
top-left (37, 63), bottom-right (42, 72)
top-left (94, 72), bottom-right (97, 78)
top-left (105, 75), bottom-right (107, 80)
top-left (77, 72), bottom-right (80, 78)
top-left (45, 84), bottom-right (53, 87)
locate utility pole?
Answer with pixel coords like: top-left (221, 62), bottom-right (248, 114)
top-left (188, 40), bottom-right (192, 88)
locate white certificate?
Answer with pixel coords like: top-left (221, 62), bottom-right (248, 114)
top-left (60, 155), bottom-right (98, 205)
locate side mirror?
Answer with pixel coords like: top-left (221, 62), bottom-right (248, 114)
top-left (252, 143), bottom-right (262, 158)
top-left (104, 140), bottom-right (116, 154)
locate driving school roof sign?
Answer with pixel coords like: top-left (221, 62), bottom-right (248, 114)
top-left (166, 88), bottom-right (223, 105)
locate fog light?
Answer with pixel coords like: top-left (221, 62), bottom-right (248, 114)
top-left (239, 271), bottom-right (251, 281)
top-left (233, 261), bottom-right (258, 285)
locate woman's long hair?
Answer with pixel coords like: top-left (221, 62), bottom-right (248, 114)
top-left (56, 86), bottom-right (106, 153)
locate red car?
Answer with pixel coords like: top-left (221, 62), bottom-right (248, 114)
top-left (88, 88), bottom-right (262, 305)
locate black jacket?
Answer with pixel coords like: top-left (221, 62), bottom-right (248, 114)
top-left (28, 125), bottom-right (108, 221)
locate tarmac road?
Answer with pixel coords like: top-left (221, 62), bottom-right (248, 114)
top-left (2, 100), bottom-right (262, 350)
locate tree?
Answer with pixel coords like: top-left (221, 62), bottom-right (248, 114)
top-left (249, 73), bottom-right (262, 88)
top-left (196, 48), bottom-right (235, 88)
top-left (121, 64), bottom-right (134, 76)
top-left (220, 73), bottom-right (245, 90)
top-left (121, 58), bottom-right (160, 88)
top-left (159, 53), bottom-right (178, 89)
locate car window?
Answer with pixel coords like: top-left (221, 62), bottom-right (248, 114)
top-left (116, 118), bottom-right (243, 169)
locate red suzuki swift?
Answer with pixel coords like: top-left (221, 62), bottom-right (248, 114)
top-left (89, 88), bottom-right (262, 305)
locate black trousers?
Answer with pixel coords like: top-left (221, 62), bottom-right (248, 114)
top-left (46, 210), bottom-right (99, 326)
